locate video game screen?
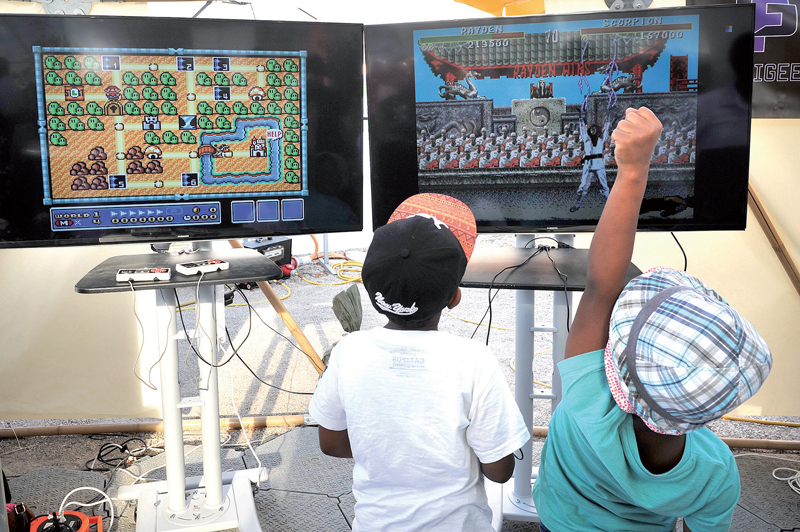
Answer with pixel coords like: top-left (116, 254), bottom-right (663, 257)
top-left (0, 15), bottom-right (363, 248)
top-left (366, 4), bottom-right (755, 232)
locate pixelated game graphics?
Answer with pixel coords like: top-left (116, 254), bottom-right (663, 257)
top-left (411, 15), bottom-right (701, 220)
top-left (33, 47), bottom-right (307, 205)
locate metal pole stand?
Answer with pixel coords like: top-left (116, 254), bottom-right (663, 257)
top-left (117, 244), bottom-right (267, 532)
top-left (486, 234), bottom-right (573, 530)
top-left (318, 234), bottom-right (337, 275)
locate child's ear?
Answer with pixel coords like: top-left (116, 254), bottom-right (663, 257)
top-left (447, 288), bottom-right (462, 309)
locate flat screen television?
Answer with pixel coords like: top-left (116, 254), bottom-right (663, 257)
top-left (0, 14), bottom-right (363, 248)
top-left (365, 4), bottom-right (755, 232)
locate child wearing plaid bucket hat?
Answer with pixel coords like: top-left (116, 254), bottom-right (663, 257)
top-left (532, 108), bottom-right (772, 532)
top-left (309, 193), bottom-right (530, 531)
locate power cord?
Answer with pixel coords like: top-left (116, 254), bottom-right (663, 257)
top-left (129, 282), bottom-right (173, 391)
top-left (474, 240), bottom-right (574, 344)
top-left (175, 287), bottom-right (315, 395)
top-left (541, 246), bottom-right (571, 332)
top-left (84, 438), bottom-right (153, 472)
top-left (223, 326), bottom-right (314, 395)
top-left (233, 286), bottom-right (325, 374)
top-left (58, 487), bottom-right (115, 532)
top-left (521, 236), bottom-right (574, 250)
top-left (174, 285), bottom-right (240, 371)
top-left (468, 287), bottom-right (506, 341)
top-left (114, 434), bottom-right (231, 485)
top-left (670, 232), bottom-right (688, 271)
top-left (474, 246), bottom-right (545, 345)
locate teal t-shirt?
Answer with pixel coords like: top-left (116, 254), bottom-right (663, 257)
top-left (532, 350), bottom-right (739, 532)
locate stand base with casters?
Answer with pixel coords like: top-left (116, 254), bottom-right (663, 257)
top-left (130, 475), bottom-right (262, 532)
top-left (118, 468), bottom-right (269, 532)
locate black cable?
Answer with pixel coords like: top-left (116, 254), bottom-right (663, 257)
top-left (176, 287), bottom-right (315, 395)
top-left (481, 246), bottom-right (543, 343)
top-left (93, 444), bottom-right (124, 470)
top-left (298, 7), bottom-right (317, 19)
top-left (84, 438), bottom-right (150, 472)
top-left (224, 327), bottom-right (314, 396)
top-left (174, 288), bottom-right (244, 370)
top-left (522, 236), bottom-right (574, 250)
top-left (542, 247), bottom-right (571, 333)
top-left (670, 232), bottom-right (688, 271)
top-left (234, 286), bottom-right (326, 374)
top-left (81, 437), bottom-right (155, 529)
top-left (514, 448), bottom-right (524, 460)
top-left (149, 244), bottom-right (169, 254)
top-left (477, 247), bottom-right (544, 345)
top-left (469, 288), bottom-right (503, 340)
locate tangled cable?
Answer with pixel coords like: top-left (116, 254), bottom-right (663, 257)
top-left (85, 437), bottom-right (159, 472)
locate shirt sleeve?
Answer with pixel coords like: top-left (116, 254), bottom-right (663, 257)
top-left (466, 355), bottom-right (531, 465)
top-left (682, 459), bottom-right (740, 532)
top-left (308, 348), bottom-right (348, 431)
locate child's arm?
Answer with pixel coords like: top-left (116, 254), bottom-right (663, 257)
top-left (318, 426), bottom-right (353, 458)
top-left (565, 107), bottom-right (662, 359)
top-left (480, 453), bottom-right (516, 484)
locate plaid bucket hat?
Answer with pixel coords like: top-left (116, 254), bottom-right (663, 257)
top-left (605, 267), bottom-right (772, 435)
top-left (362, 194), bottom-right (476, 323)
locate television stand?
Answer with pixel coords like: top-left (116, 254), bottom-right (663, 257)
top-left (461, 235), bottom-right (641, 528)
top-left (76, 248), bottom-right (283, 532)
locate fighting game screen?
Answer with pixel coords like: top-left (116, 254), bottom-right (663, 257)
top-left (0, 16), bottom-right (363, 248)
top-left (366, 4), bottom-right (755, 232)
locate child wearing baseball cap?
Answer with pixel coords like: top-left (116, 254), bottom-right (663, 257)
top-left (532, 108), bottom-right (772, 532)
top-left (309, 193), bottom-right (530, 531)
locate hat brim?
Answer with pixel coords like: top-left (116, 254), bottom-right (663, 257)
top-left (389, 193), bottom-right (477, 261)
top-left (605, 268), bottom-right (771, 434)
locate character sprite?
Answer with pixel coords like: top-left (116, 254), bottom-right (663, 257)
top-left (105, 85), bottom-right (122, 100)
top-left (571, 119), bottom-right (611, 213)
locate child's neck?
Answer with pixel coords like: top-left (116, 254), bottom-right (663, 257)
top-left (632, 415), bottom-right (686, 475)
top-left (385, 313), bottom-right (441, 332)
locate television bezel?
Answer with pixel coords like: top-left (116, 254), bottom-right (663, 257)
top-left (0, 13), bottom-right (364, 249)
top-left (365, 4), bottom-right (755, 233)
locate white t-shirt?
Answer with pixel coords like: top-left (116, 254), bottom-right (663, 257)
top-left (309, 327), bottom-right (530, 532)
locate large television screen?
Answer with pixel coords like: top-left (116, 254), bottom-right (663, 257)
top-left (365, 4), bottom-right (755, 232)
top-left (0, 14), bottom-right (363, 248)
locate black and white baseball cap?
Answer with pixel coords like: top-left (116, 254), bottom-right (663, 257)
top-left (362, 194), bottom-right (476, 323)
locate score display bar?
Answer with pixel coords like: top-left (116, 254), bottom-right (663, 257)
top-left (581, 23), bottom-right (693, 36)
top-left (50, 201), bottom-right (221, 231)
